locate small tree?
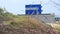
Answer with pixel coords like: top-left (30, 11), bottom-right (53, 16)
top-left (0, 8), bottom-right (4, 15)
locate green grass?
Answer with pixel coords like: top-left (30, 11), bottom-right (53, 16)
top-left (3, 15), bottom-right (52, 30)
top-left (3, 16), bottom-right (34, 29)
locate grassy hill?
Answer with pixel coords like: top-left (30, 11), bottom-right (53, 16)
top-left (0, 15), bottom-right (60, 34)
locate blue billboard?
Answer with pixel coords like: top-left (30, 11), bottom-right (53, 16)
top-left (25, 4), bottom-right (42, 15)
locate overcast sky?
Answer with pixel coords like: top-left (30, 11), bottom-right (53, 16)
top-left (0, 0), bottom-right (60, 17)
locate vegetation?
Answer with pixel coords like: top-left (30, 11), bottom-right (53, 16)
top-left (52, 24), bottom-right (60, 32)
top-left (0, 8), bottom-right (60, 34)
top-left (0, 8), bottom-right (4, 15)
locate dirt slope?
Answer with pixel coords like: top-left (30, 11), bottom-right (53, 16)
top-left (0, 17), bottom-right (60, 34)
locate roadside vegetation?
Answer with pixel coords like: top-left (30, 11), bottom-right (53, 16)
top-left (0, 8), bottom-right (60, 34)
